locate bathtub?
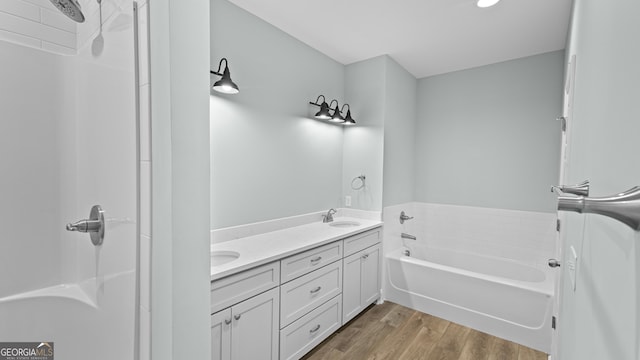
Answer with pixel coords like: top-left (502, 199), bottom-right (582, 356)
top-left (384, 245), bottom-right (553, 353)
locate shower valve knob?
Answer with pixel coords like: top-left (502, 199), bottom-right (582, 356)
top-left (548, 259), bottom-right (561, 268)
top-left (65, 205), bottom-right (105, 246)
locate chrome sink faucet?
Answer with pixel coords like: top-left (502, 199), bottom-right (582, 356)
top-left (322, 208), bottom-right (337, 223)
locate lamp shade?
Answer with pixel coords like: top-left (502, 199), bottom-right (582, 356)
top-left (329, 101), bottom-right (344, 122)
top-left (314, 101), bottom-right (332, 119)
top-left (343, 109), bottom-right (356, 125)
top-left (212, 66), bottom-right (239, 94)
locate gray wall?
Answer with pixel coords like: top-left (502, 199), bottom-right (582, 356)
top-left (210, 0), bottom-right (345, 228)
top-left (342, 56), bottom-right (386, 211)
top-left (414, 51), bottom-right (564, 213)
top-left (382, 57), bottom-right (418, 207)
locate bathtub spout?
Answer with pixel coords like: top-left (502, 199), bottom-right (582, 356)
top-left (401, 233), bottom-right (416, 240)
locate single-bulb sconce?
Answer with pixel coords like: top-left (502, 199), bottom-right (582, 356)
top-left (309, 95), bottom-right (332, 119)
top-left (210, 58), bottom-right (239, 94)
top-left (329, 100), bottom-right (344, 123)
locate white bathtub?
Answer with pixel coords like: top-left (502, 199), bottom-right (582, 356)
top-left (384, 245), bottom-right (553, 353)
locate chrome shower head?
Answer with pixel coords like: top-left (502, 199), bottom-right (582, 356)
top-left (49, 0), bottom-right (85, 23)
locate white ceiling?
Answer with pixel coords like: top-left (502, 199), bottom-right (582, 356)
top-left (228, 0), bottom-right (573, 78)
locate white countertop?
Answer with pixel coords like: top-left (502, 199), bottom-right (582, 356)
top-left (211, 217), bottom-right (383, 281)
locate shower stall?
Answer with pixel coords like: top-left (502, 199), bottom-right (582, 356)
top-left (0, 0), bottom-right (145, 358)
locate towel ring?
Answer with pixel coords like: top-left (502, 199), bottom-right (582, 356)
top-left (351, 175), bottom-right (366, 190)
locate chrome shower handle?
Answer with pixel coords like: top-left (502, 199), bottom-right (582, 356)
top-left (399, 211), bottom-right (414, 224)
top-left (551, 180), bottom-right (590, 196)
top-left (66, 205), bottom-right (105, 246)
top-left (557, 186), bottom-right (640, 230)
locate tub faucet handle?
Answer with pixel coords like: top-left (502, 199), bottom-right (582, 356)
top-left (400, 211), bottom-right (414, 224)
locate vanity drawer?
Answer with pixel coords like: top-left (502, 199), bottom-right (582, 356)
top-left (280, 260), bottom-right (342, 327)
top-left (280, 241), bottom-right (342, 283)
top-left (211, 262), bottom-right (280, 314)
top-left (343, 228), bottom-right (380, 257)
top-left (280, 295), bottom-right (342, 360)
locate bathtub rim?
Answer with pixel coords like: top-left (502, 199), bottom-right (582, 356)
top-left (387, 247), bottom-right (554, 297)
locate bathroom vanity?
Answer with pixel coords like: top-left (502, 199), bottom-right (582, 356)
top-left (210, 219), bottom-right (382, 360)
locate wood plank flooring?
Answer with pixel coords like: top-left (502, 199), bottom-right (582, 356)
top-left (302, 302), bottom-right (548, 360)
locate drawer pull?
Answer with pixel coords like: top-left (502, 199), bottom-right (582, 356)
top-left (224, 319), bottom-right (231, 325)
top-left (310, 256), bottom-right (322, 264)
top-left (310, 286), bottom-right (322, 294)
top-left (309, 324), bottom-right (321, 334)
top-left (234, 314), bottom-right (241, 321)
top-left (362, 253), bottom-right (369, 259)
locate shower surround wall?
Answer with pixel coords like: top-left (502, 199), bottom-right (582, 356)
top-left (0, 1), bottom-right (147, 359)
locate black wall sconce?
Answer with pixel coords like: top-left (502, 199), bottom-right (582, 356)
top-left (309, 95), bottom-right (356, 125)
top-left (210, 58), bottom-right (239, 94)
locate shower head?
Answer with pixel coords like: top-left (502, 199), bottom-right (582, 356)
top-left (49, 0), bottom-right (85, 23)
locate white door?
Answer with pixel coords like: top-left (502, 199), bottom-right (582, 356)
top-left (0, 2), bottom-right (138, 359)
top-left (556, 0), bottom-right (640, 358)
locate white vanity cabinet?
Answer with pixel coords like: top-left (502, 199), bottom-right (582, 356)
top-left (211, 262), bottom-right (280, 360)
top-left (211, 224), bottom-right (382, 360)
top-left (342, 232), bottom-right (381, 324)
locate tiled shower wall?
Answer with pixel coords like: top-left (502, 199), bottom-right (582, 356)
top-left (0, 0), bottom-right (133, 55)
top-left (136, 1), bottom-right (151, 360)
top-left (383, 202), bottom-right (556, 266)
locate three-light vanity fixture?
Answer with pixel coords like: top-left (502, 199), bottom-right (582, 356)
top-left (210, 58), bottom-right (239, 94)
top-left (309, 95), bottom-right (356, 125)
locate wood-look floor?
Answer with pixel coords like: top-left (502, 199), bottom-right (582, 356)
top-left (302, 302), bottom-right (548, 360)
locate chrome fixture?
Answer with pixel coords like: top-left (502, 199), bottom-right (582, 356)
top-left (551, 180), bottom-right (590, 196)
top-left (210, 58), bottom-right (239, 94)
top-left (66, 205), bottom-right (105, 246)
top-left (399, 211), bottom-right (414, 224)
top-left (403, 249), bottom-right (411, 256)
top-left (556, 186), bottom-right (640, 230)
top-left (401, 233), bottom-right (416, 241)
top-left (351, 175), bottom-right (366, 190)
top-left (309, 95), bottom-right (356, 125)
top-left (310, 95), bottom-right (331, 119)
top-left (548, 259), bottom-right (561, 268)
top-left (49, 0), bottom-right (85, 22)
top-left (557, 116), bottom-right (567, 132)
top-left (322, 208), bottom-right (337, 223)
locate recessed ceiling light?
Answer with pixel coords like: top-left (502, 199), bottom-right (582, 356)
top-left (477, 0), bottom-right (501, 8)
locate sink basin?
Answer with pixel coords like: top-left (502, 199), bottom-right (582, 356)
top-left (211, 251), bottom-right (240, 266)
top-left (329, 221), bottom-right (361, 228)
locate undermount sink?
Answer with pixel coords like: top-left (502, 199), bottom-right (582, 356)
top-left (328, 220), bottom-right (361, 228)
top-left (211, 251), bottom-right (240, 266)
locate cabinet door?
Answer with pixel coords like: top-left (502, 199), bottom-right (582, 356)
top-left (211, 308), bottom-right (232, 360)
top-left (361, 244), bottom-right (381, 305)
top-left (342, 250), bottom-right (364, 324)
top-left (231, 287), bottom-right (280, 360)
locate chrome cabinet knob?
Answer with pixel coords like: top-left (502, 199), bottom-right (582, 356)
top-left (548, 259), bottom-right (561, 268)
